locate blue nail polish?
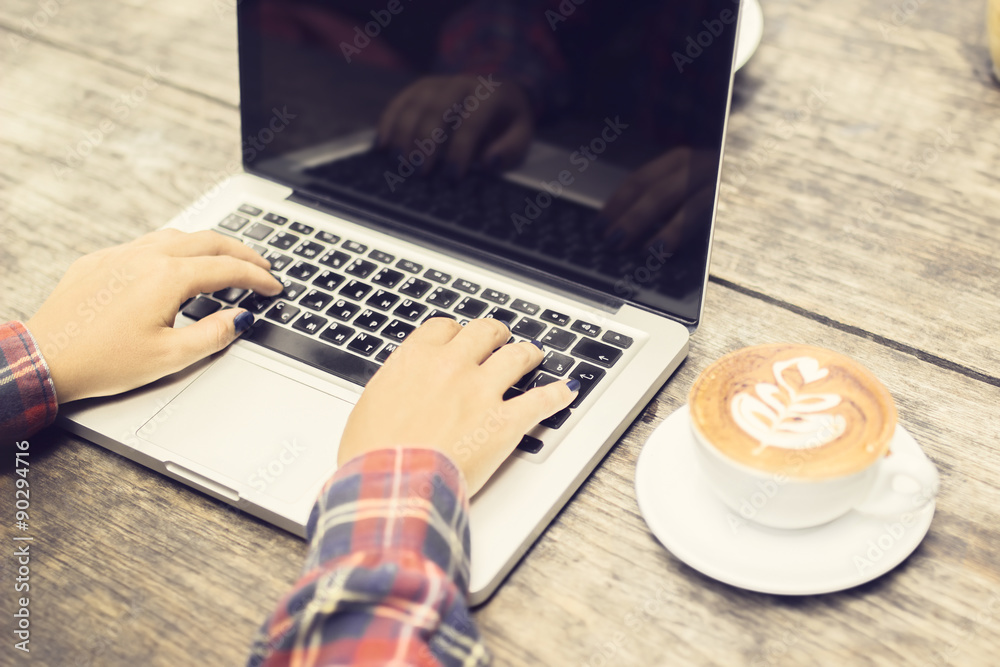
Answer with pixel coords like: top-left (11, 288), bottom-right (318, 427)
top-left (234, 311), bottom-right (254, 335)
top-left (566, 378), bottom-right (581, 392)
top-left (530, 339), bottom-right (544, 350)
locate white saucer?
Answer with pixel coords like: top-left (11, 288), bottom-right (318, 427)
top-left (736, 0), bottom-right (764, 71)
top-left (634, 405), bottom-right (936, 595)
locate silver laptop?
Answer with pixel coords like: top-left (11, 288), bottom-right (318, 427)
top-left (60, 0), bottom-right (741, 604)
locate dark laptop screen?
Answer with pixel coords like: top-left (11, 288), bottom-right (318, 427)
top-left (238, 0), bottom-right (740, 326)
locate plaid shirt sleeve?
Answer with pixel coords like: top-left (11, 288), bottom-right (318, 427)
top-left (0, 321), bottom-right (58, 440)
top-left (248, 447), bottom-right (489, 667)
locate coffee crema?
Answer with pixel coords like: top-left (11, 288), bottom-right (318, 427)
top-left (689, 344), bottom-right (897, 480)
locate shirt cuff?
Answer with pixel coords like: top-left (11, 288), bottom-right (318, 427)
top-left (0, 321), bottom-right (58, 439)
top-left (304, 447), bottom-right (472, 594)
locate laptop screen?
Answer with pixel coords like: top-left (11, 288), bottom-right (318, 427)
top-left (238, 0), bottom-right (740, 326)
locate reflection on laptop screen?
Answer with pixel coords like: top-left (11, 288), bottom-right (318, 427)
top-left (238, 0), bottom-right (740, 326)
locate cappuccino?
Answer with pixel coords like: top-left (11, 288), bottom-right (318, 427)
top-left (689, 344), bottom-right (897, 480)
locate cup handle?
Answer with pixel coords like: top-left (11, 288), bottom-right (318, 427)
top-left (852, 429), bottom-right (939, 518)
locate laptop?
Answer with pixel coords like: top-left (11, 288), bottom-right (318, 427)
top-left (60, 0), bottom-right (741, 604)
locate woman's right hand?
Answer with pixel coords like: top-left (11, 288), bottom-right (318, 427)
top-left (338, 318), bottom-right (577, 495)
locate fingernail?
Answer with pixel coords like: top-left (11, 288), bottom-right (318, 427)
top-left (530, 339), bottom-right (544, 350)
top-left (566, 378), bottom-right (581, 392)
top-left (234, 311), bottom-right (254, 335)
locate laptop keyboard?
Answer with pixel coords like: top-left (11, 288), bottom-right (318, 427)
top-left (186, 205), bottom-right (636, 456)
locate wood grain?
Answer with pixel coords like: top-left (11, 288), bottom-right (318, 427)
top-left (1, 0), bottom-right (999, 665)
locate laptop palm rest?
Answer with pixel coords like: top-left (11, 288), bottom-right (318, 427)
top-left (139, 355), bottom-right (349, 505)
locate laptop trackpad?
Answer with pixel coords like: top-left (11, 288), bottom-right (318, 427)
top-left (138, 355), bottom-right (352, 504)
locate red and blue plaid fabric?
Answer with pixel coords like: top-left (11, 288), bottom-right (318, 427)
top-left (0, 321), bottom-right (58, 439)
top-left (249, 447), bottom-right (489, 667)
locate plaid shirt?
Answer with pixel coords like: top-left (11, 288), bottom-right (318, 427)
top-left (248, 447), bottom-right (489, 666)
top-left (0, 321), bottom-right (58, 439)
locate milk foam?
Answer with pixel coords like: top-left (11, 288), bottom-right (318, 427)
top-left (730, 356), bottom-right (846, 454)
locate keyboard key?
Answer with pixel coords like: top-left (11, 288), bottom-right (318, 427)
top-left (393, 299), bottom-right (427, 321)
top-left (541, 351), bottom-right (574, 376)
top-left (312, 270), bottom-right (344, 292)
top-left (453, 278), bottom-right (480, 294)
top-left (268, 231), bottom-right (299, 250)
top-left (542, 328), bottom-right (576, 351)
top-left (246, 242), bottom-right (268, 256)
top-left (293, 241), bottom-right (325, 259)
top-left (212, 287), bottom-right (246, 304)
top-left (369, 249), bottom-right (394, 263)
top-left (396, 259), bottom-right (423, 273)
top-left (400, 277), bottom-right (432, 298)
top-left (299, 289), bottom-right (334, 311)
top-left (425, 269), bottom-right (450, 283)
top-left (265, 302), bottom-right (300, 325)
top-left (541, 309), bottom-right (570, 326)
top-left (502, 387), bottom-right (523, 401)
top-left (571, 339), bottom-right (622, 368)
top-left (181, 296), bottom-right (221, 320)
top-left (372, 268), bottom-right (404, 288)
top-left (366, 289), bottom-right (399, 311)
top-left (602, 331), bottom-right (634, 348)
top-left (424, 310), bottom-right (456, 321)
top-left (289, 221), bottom-right (314, 235)
top-left (319, 250), bottom-right (351, 269)
top-left (287, 261), bottom-right (319, 281)
top-left (339, 280), bottom-right (372, 301)
top-left (263, 213), bottom-right (287, 225)
top-left (375, 342), bottom-right (398, 363)
top-left (342, 240), bottom-right (367, 253)
top-left (239, 293), bottom-right (275, 314)
top-left (346, 258), bottom-right (378, 278)
top-left (454, 297), bottom-right (487, 318)
top-left (348, 332), bottom-right (383, 357)
top-left (427, 287), bottom-right (459, 308)
top-left (571, 320), bottom-right (601, 337)
top-left (238, 204), bottom-right (262, 216)
top-left (356, 309), bottom-right (388, 331)
top-left (316, 231), bottom-right (340, 244)
top-left (484, 307), bottom-right (517, 327)
top-left (292, 312), bottom-right (327, 335)
top-left (278, 279), bottom-right (306, 301)
top-left (243, 222), bottom-right (274, 241)
top-left (516, 435), bottom-right (543, 454)
top-left (382, 319), bottom-right (415, 341)
top-left (265, 252), bottom-right (292, 271)
top-left (482, 289), bottom-right (509, 305)
top-left (219, 213), bottom-right (249, 231)
top-left (511, 298), bottom-right (540, 316)
top-left (320, 322), bottom-right (354, 345)
top-left (568, 362), bottom-right (605, 407)
top-left (541, 408), bottom-right (571, 429)
top-left (246, 321), bottom-right (379, 386)
top-left (512, 318), bottom-right (545, 339)
top-left (527, 373), bottom-right (559, 390)
top-left (327, 299), bottom-right (359, 322)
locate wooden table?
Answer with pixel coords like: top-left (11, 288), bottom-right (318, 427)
top-left (2, 0), bottom-right (999, 664)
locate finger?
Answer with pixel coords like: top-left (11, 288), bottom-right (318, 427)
top-left (606, 183), bottom-right (687, 249)
top-left (479, 339), bottom-right (544, 389)
top-left (481, 115), bottom-right (533, 170)
top-left (445, 105), bottom-right (495, 177)
top-left (163, 308), bottom-right (255, 372)
top-left (177, 255), bottom-right (283, 298)
top-left (414, 114), bottom-right (450, 173)
top-left (504, 378), bottom-right (578, 427)
top-left (401, 315), bottom-right (463, 347)
top-left (164, 230), bottom-right (272, 269)
top-left (378, 85), bottom-right (417, 149)
top-left (447, 317), bottom-right (511, 363)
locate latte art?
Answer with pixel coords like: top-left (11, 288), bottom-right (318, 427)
top-left (689, 344), bottom-right (897, 480)
top-left (731, 357), bottom-right (847, 453)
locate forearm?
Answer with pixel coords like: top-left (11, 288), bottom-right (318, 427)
top-left (0, 321), bottom-right (58, 440)
top-left (249, 447), bottom-right (489, 667)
